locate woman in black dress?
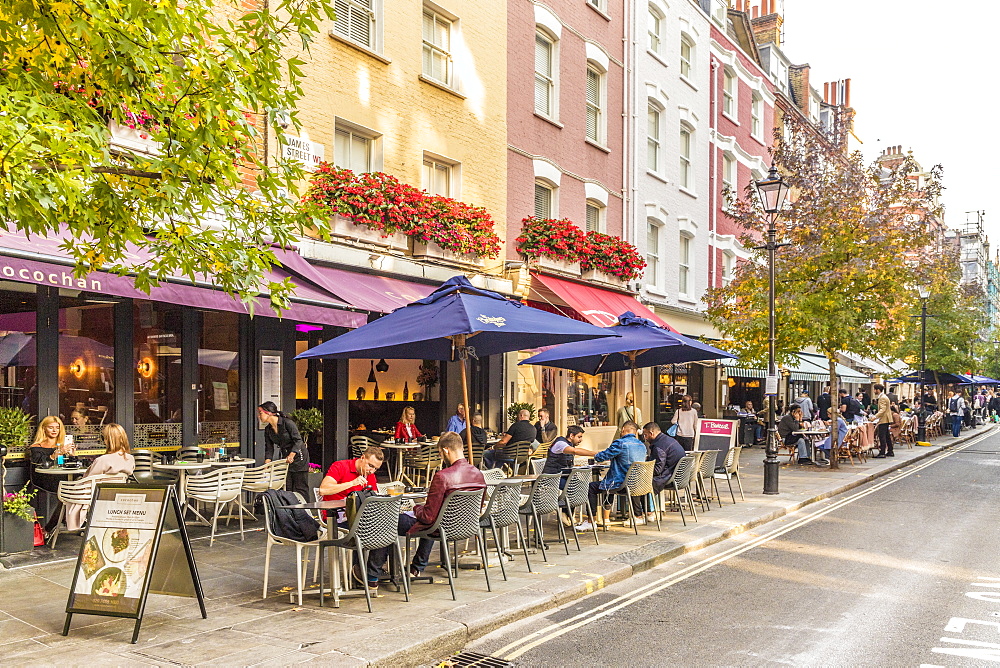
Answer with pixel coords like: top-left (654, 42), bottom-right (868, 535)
top-left (257, 402), bottom-right (310, 500)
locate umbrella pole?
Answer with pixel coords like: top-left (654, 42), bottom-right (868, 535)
top-left (456, 335), bottom-right (474, 463)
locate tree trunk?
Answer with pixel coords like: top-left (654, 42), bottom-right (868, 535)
top-left (827, 355), bottom-right (840, 470)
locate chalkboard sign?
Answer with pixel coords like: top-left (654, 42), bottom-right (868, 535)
top-left (694, 418), bottom-right (738, 466)
top-left (63, 483), bottom-right (206, 643)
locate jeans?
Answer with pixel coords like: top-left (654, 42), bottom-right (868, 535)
top-left (481, 448), bottom-right (503, 470)
top-left (367, 513), bottom-right (434, 583)
top-left (951, 414), bottom-right (962, 437)
top-left (785, 436), bottom-right (810, 460)
top-left (587, 481), bottom-right (643, 516)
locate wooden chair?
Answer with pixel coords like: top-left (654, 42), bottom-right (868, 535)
top-left (835, 428), bottom-right (859, 466)
top-left (350, 435), bottom-right (378, 459)
top-left (500, 440), bottom-right (534, 476)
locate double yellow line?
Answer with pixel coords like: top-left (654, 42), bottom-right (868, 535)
top-left (498, 433), bottom-right (993, 660)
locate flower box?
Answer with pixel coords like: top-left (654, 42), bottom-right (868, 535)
top-left (411, 241), bottom-right (483, 267)
top-left (533, 255), bottom-right (582, 277)
top-left (330, 215), bottom-right (409, 252)
top-left (108, 120), bottom-right (160, 156)
top-left (1, 512), bottom-right (35, 554)
top-left (582, 268), bottom-right (628, 290)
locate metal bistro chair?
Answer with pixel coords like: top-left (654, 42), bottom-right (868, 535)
top-left (480, 479), bottom-right (532, 581)
top-left (350, 435), bottom-right (378, 459)
top-left (713, 445), bottom-right (745, 503)
top-left (406, 490), bottom-right (490, 601)
top-left (694, 450), bottom-right (722, 512)
top-left (184, 466), bottom-right (246, 545)
top-left (518, 473), bottom-right (567, 560)
top-left (482, 468), bottom-right (508, 485)
top-left (614, 460), bottom-right (659, 534)
top-left (530, 459), bottom-right (546, 475)
top-left (318, 495), bottom-right (408, 612)
top-left (559, 467), bottom-right (599, 548)
top-left (48, 473), bottom-right (129, 548)
top-left (660, 453), bottom-right (699, 526)
top-left (402, 441), bottom-right (442, 488)
top-left (500, 440), bottom-right (534, 476)
top-left (261, 491), bottom-right (326, 606)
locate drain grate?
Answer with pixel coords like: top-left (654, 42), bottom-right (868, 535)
top-left (439, 651), bottom-right (514, 667)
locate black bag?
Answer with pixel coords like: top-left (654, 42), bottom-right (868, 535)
top-left (344, 488), bottom-right (375, 526)
top-left (263, 489), bottom-right (319, 542)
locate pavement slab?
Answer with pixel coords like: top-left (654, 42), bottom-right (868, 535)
top-left (0, 425), bottom-right (991, 666)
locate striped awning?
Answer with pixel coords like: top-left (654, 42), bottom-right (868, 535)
top-left (723, 352), bottom-right (869, 382)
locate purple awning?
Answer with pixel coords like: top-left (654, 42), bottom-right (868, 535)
top-left (299, 264), bottom-right (435, 313)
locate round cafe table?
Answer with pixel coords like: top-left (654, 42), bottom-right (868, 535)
top-left (33, 466), bottom-right (86, 481)
top-left (379, 441), bottom-right (421, 484)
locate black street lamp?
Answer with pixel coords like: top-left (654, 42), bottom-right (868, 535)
top-left (916, 286), bottom-right (930, 443)
top-left (755, 165), bottom-right (789, 496)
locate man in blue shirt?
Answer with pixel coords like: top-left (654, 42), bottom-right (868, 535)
top-left (571, 421), bottom-right (647, 530)
top-left (445, 403), bottom-right (467, 435)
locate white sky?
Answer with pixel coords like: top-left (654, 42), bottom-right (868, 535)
top-left (781, 2), bottom-right (998, 243)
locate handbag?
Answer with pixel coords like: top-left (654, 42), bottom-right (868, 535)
top-left (666, 423), bottom-right (678, 437)
top-left (344, 488), bottom-right (376, 526)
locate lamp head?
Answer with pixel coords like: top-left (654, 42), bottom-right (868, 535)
top-left (756, 164), bottom-right (789, 215)
top-left (917, 286), bottom-right (930, 300)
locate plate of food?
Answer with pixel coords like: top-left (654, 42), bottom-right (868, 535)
top-left (102, 528), bottom-right (134, 562)
top-left (81, 536), bottom-right (106, 579)
top-left (91, 567), bottom-right (126, 597)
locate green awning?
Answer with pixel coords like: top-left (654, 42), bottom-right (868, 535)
top-left (722, 352), bottom-right (870, 383)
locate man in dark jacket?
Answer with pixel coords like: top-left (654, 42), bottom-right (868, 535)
top-left (542, 425), bottom-right (588, 476)
top-left (369, 431), bottom-right (485, 586)
top-left (816, 386), bottom-right (831, 419)
top-left (643, 422), bottom-right (686, 494)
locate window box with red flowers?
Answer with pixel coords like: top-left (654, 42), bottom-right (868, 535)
top-left (515, 217), bottom-right (585, 276)
top-left (516, 218), bottom-right (645, 285)
top-left (330, 214), bottom-right (409, 251)
top-left (301, 166), bottom-right (500, 264)
top-left (579, 231), bottom-right (646, 287)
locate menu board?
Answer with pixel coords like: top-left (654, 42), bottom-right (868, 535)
top-left (64, 484), bottom-right (205, 643)
top-left (694, 418), bottom-right (738, 464)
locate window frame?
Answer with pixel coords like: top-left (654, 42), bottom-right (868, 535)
top-left (422, 154), bottom-right (457, 198)
top-left (647, 5), bottom-right (664, 56)
top-left (585, 62), bottom-right (606, 145)
top-left (332, 0), bottom-right (379, 52)
top-left (722, 251), bottom-right (735, 287)
top-left (534, 180), bottom-right (556, 219)
top-left (722, 67), bottom-right (736, 119)
top-left (751, 93), bottom-right (763, 138)
top-left (647, 102), bottom-right (662, 174)
top-left (679, 35), bottom-right (694, 80)
top-left (534, 29), bottom-right (558, 119)
top-left (334, 124), bottom-right (378, 174)
top-left (678, 233), bottom-right (692, 297)
top-left (422, 7), bottom-right (453, 87)
top-left (679, 124), bottom-right (693, 190)
top-left (646, 219), bottom-right (662, 290)
top-left (585, 199), bottom-right (605, 233)
top-left (722, 153), bottom-right (735, 193)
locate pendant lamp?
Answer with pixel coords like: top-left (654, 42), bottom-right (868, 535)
top-left (367, 360), bottom-right (376, 383)
top-left (376, 358), bottom-right (389, 373)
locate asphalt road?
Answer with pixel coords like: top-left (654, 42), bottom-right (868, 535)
top-left (467, 428), bottom-right (1000, 666)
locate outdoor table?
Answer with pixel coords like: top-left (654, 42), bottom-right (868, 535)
top-left (34, 466), bottom-right (86, 481)
top-left (793, 430), bottom-right (830, 463)
top-left (152, 461), bottom-right (212, 524)
top-left (377, 441), bottom-right (420, 483)
top-left (207, 458), bottom-right (252, 467)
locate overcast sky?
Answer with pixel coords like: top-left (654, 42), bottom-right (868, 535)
top-left (781, 2), bottom-right (998, 244)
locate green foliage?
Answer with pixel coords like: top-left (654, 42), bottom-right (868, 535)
top-left (507, 402), bottom-right (536, 425)
top-left (0, 406), bottom-right (32, 449)
top-left (3, 484), bottom-right (37, 522)
top-left (290, 407), bottom-right (323, 441)
top-left (0, 0), bottom-right (336, 308)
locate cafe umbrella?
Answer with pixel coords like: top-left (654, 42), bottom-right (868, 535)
top-left (295, 276), bottom-right (618, 459)
top-left (519, 312), bottom-right (737, 405)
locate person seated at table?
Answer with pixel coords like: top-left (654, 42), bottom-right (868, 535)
top-left (482, 408), bottom-right (536, 470)
top-left (542, 425), bottom-right (588, 476)
top-left (777, 405), bottom-right (816, 466)
top-left (569, 421), bottom-right (647, 530)
top-left (738, 401), bottom-right (764, 443)
top-left (643, 422), bottom-right (686, 496)
top-left (459, 413), bottom-right (488, 448)
top-left (64, 424), bottom-right (135, 531)
top-left (29, 416), bottom-right (72, 532)
top-left (889, 404), bottom-right (903, 443)
top-left (815, 408), bottom-right (849, 464)
top-left (368, 432), bottom-right (485, 586)
top-left (394, 406), bottom-right (423, 442)
top-left (70, 409), bottom-right (89, 427)
top-left (445, 403), bottom-right (467, 434)
top-left (259, 401), bottom-right (310, 501)
top-left (535, 408), bottom-right (557, 444)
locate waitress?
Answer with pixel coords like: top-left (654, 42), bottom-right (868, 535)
top-left (258, 401), bottom-right (310, 500)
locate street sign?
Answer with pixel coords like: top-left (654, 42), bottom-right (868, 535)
top-left (63, 483), bottom-right (206, 643)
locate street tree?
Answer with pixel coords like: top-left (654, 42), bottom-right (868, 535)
top-left (0, 0), bottom-right (334, 308)
top-left (705, 113), bottom-right (942, 467)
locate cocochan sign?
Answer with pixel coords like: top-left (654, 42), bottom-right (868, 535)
top-left (0, 260), bottom-right (103, 291)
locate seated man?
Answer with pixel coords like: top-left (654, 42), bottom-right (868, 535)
top-left (815, 407), bottom-right (849, 464)
top-left (482, 408), bottom-right (536, 470)
top-left (535, 408), bottom-right (558, 444)
top-left (445, 403), bottom-right (467, 434)
top-left (459, 413), bottom-right (488, 448)
top-left (542, 425), bottom-right (588, 478)
top-left (643, 422), bottom-right (686, 495)
top-left (570, 421), bottom-right (647, 530)
top-left (370, 431), bottom-right (485, 584)
top-left (777, 404), bottom-right (818, 466)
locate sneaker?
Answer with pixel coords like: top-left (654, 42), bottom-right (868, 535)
top-left (814, 459), bottom-right (830, 466)
top-left (886, 452), bottom-right (895, 457)
top-left (645, 512), bottom-right (657, 521)
top-left (575, 521), bottom-right (594, 531)
top-left (408, 565), bottom-right (422, 579)
top-left (798, 458), bottom-right (815, 466)
top-left (632, 516), bottom-right (646, 526)
top-left (352, 563), bottom-right (378, 590)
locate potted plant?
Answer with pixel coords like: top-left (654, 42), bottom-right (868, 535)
top-left (416, 361), bottom-right (439, 401)
top-left (0, 406), bottom-right (32, 457)
top-left (506, 402), bottom-right (536, 427)
top-left (2, 484), bottom-right (38, 554)
top-left (290, 408), bottom-right (324, 488)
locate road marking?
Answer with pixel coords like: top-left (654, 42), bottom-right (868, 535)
top-left (499, 431), bottom-right (996, 660)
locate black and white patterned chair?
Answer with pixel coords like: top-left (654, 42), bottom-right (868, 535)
top-left (406, 490), bottom-right (489, 601)
top-left (481, 479), bottom-right (531, 581)
top-left (560, 467), bottom-right (598, 548)
top-left (518, 473), bottom-right (566, 561)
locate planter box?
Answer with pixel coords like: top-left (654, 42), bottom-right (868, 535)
top-left (582, 268), bottom-right (628, 290)
top-left (330, 215), bottom-right (409, 252)
top-left (2, 512), bottom-right (36, 554)
top-left (411, 241), bottom-right (483, 267)
top-left (108, 120), bottom-right (161, 156)
top-left (532, 255), bottom-right (582, 277)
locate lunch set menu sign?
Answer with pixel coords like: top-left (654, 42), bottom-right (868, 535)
top-left (64, 484), bottom-right (206, 643)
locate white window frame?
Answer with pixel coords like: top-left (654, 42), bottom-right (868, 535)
top-left (646, 219), bottom-right (662, 290)
top-left (534, 29), bottom-right (558, 119)
top-left (334, 123), bottom-right (379, 173)
top-left (422, 8), bottom-right (453, 88)
top-left (647, 5), bottom-right (664, 56)
top-left (751, 93), bottom-right (763, 138)
top-left (585, 199), bottom-right (605, 233)
top-left (680, 35), bottom-right (694, 80)
top-left (332, 0), bottom-right (380, 53)
top-left (679, 124), bottom-right (693, 191)
top-left (647, 102), bottom-right (662, 174)
top-left (534, 180), bottom-right (556, 219)
top-left (722, 153), bottom-right (735, 193)
top-left (422, 153), bottom-right (458, 198)
top-left (587, 0), bottom-right (606, 12)
top-left (678, 233), bottom-right (693, 297)
top-left (722, 251), bottom-right (735, 287)
top-left (585, 62), bottom-right (606, 145)
top-left (722, 68), bottom-right (737, 119)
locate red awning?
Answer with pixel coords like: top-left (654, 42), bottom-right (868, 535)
top-left (532, 273), bottom-right (675, 331)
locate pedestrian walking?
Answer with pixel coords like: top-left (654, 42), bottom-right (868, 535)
top-left (671, 395), bottom-right (698, 451)
top-left (947, 389), bottom-right (965, 438)
top-left (797, 391), bottom-right (814, 420)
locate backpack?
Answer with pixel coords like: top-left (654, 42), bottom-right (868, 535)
top-left (949, 397), bottom-right (959, 413)
top-left (263, 489), bottom-right (319, 542)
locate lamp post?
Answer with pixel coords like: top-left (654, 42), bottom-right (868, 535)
top-left (755, 165), bottom-right (789, 496)
top-left (916, 286), bottom-right (930, 443)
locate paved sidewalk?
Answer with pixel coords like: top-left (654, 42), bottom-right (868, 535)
top-left (0, 425), bottom-right (993, 667)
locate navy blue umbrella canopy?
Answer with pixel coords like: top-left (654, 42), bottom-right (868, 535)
top-left (962, 374), bottom-right (1000, 385)
top-left (296, 276), bottom-right (617, 362)
top-left (890, 371), bottom-right (969, 385)
top-left (520, 312), bottom-right (736, 374)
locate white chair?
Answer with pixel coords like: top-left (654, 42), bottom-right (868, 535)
top-left (262, 492), bottom-right (327, 606)
top-left (49, 473), bottom-right (128, 548)
top-left (184, 466), bottom-right (246, 545)
top-left (240, 461), bottom-right (287, 520)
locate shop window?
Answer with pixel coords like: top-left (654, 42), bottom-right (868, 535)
top-left (59, 294), bottom-right (116, 448)
top-left (567, 371), bottom-right (613, 427)
top-left (133, 301), bottom-right (183, 452)
top-left (198, 311), bottom-right (240, 446)
top-left (0, 282), bottom-right (38, 458)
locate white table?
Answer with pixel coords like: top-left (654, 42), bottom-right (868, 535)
top-left (377, 442), bottom-right (420, 483)
top-left (34, 466), bottom-right (85, 481)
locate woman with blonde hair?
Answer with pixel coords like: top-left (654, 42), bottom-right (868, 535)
top-left (65, 424), bottom-right (136, 531)
top-left (29, 415), bottom-right (70, 465)
top-left (394, 405), bottom-right (423, 442)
